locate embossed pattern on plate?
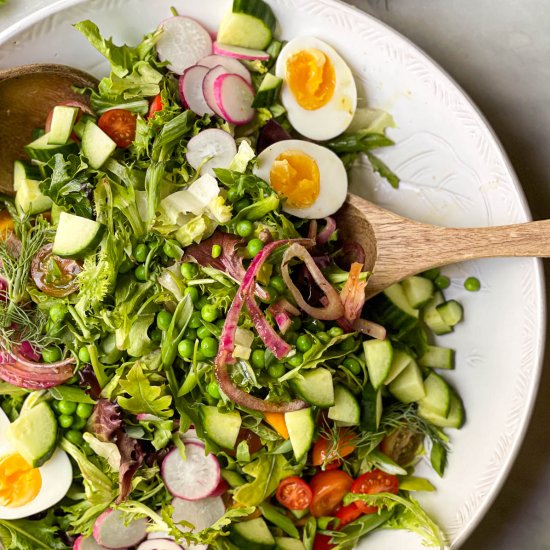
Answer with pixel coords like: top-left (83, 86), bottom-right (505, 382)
top-left (0, 1), bottom-right (545, 548)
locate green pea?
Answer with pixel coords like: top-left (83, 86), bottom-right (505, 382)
top-left (150, 328), bottom-right (162, 343)
top-left (185, 328), bottom-right (197, 340)
top-left (71, 416), bottom-right (87, 430)
top-left (184, 286), bottom-right (200, 304)
top-left (269, 275), bottom-right (286, 294)
top-left (285, 331), bottom-right (298, 345)
top-left (76, 403), bottom-right (94, 419)
top-left (236, 220), bottom-right (254, 237)
top-left (328, 326), bottom-right (344, 338)
top-left (180, 262), bottom-right (198, 280)
top-left (305, 319), bottom-right (325, 333)
top-left (78, 346), bottom-right (91, 363)
top-left (339, 337), bottom-right (357, 352)
top-left (197, 326), bottom-right (212, 340)
top-left (201, 337), bottom-right (218, 358)
top-left (201, 304), bottom-right (219, 323)
top-left (216, 319), bottom-right (226, 330)
top-left (81, 441), bottom-right (93, 455)
top-left (247, 238), bottom-right (264, 257)
top-left (58, 400), bottom-right (77, 415)
top-left (422, 268), bottom-right (441, 280)
top-left (227, 188), bottom-right (240, 203)
top-left (134, 265), bottom-right (147, 281)
top-left (163, 239), bottom-right (182, 259)
top-left (118, 257), bottom-right (133, 274)
top-left (65, 429), bottom-right (83, 445)
top-left (134, 243), bottom-right (149, 263)
top-left (435, 275), bottom-right (450, 290)
top-left (178, 339), bottom-right (195, 359)
top-left (197, 295), bottom-right (210, 309)
top-left (287, 353), bottom-right (303, 367)
top-left (266, 286), bottom-right (279, 303)
top-left (211, 244), bottom-right (222, 259)
top-left (296, 334), bottom-right (313, 352)
top-left (157, 310), bottom-right (173, 331)
top-left (464, 276), bottom-right (481, 291)
top-left (251, 349), bottom-right (265, 369)
top-left (343, 357), bottom-right (362, 375)
top-left (317, 331), bottom-right (330, 343)
top-left (268, 363), bottom-right (285, 378)
top-left (195, 349), bottom-right (206, 361)
top-left (289, 317), bottom-right (302, 331)
top-left (50, 400), bottom-right (61, 414)
top-left (42, 347), bottom-right (61, 363)
top-left (58, 414), bottom-right (74, 429)
top-left (49, 303), bottom-right (67, 323)
top-left (207, 381), bottom-right (221, 399)
top-left (234, 198), bottom-right (251, 211)
top-left (188, 311), bottom-right (203, 328)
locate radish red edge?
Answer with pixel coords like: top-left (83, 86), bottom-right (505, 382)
top-left (213, 74), bottom-right (256, 125)
top-left (213, 42), bottom-right (270, 61)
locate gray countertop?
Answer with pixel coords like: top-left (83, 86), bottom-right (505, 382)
top-left (1, 1), bottom-right (550, 549)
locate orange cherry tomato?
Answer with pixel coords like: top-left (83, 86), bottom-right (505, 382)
top-left (148, 93), bottom-right (163, 118)
top-left (380, 427), bottom-right (424, 466)
top-left (312, 429), bottom-right (357, 468)
top-left (335, 503), bottom-right (363, 527)
top-left (309, 469), bottom-right (353, 518)
top-left (351, 469), bottom-right (399, 514)
top-left (31, 243), bottom-right (82, 297)
top-left (275, 476), bottom-right (312, 511)
top-left (98, 109), bottom-right (137, 148)
top-left (313, 534), bottom-right (334, 550)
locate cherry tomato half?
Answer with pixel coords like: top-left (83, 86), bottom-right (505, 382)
top-left (313, 534), bottom-right (334, 550)
top-left (380, 427), bottom-right (424, 466)
top-left (335, 503), bottom-right (363, 527)
top-left (312, 429), bottom-right (357, 468)
top-left (309, 469), bottom-right (353, 518)
top-left (148, 93), bottom-right (163, 118)
top-left (98, 109), bottom-right (137, 148)
top-left (275, 476), bottom-right (312, 510)
top-left (351, 469), bottom-right (399, 514)
top-left (31, 243), bottom-right (82, 297)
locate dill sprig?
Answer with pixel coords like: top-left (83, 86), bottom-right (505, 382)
top-left (0, 300), bottom-right (49, 351)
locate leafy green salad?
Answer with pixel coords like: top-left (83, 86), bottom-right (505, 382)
top-left (0, 1), bottom-right (474, 549)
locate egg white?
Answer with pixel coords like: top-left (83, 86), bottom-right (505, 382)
top-left (275, 36), bottom-right (357, 141)
top-left (0, 407), bottom-right (73, 520)
top-left (254, 139), bottom-right (348, 219)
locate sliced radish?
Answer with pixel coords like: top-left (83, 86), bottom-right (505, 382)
top-left (198, 54), bottom-right (252, 84)
top-left (179, 66), bottom-right (214, 117)
top-left (161, 442), bottom-right (220, 500)
top-left (213, 42), bottom-right (270, 61)
top-left (181, 428), bottom-right (201, 444)
top-left (186, 129), bottom-right (237, 177)
top-left (137, 540), bottom-right (183, 550)
top-left (208, 478), bottom-right (229, 497)
top-left (93, 509), bottom-right (148, 549)
top-left (213, 74), bottom-right (256, 125)
top-left (156, 17), bottom-right (212, 75)
top-left (73, 536), bottom-right (109, 550)
top-left (147, 532), bottom-right (173, 540)
top-left (202, 66), bottom-right (229, 117)
top-left (172, 495), bottom-right (225, 533)
top-left (136, 413), bottom-right (164, 422)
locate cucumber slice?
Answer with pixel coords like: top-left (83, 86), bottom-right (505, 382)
top-left (422, 291), bottom-right (453, 335)
top-left (436, 300), bottom-right (464, 327)
top-left (418, 345), bottom-right (455, 370)
top-left (402, 275), bottom-right (434, 309)
top-left (363, 339), bottom-right (393, 390)
top-left (230, 518), bottom-right (276, 549)
top-left (416, 372), bottom-right (451, 417)
top-left (275, 538), bottom-right (306, 550)
top-left (24, 132), bottom-right (79, 162)
top-left (384, 348), bottom-right (413, 385)
top-left (328, 385), bottom-right (360, 426)
top-left (388, 360), bottom-right (425, 404)
top-left (418, 392), bottom-right (465, 429)
top-left (217, 0), bottom-right (276, 50)
top-left (13, 160), bottom-right (41, 192)
top-left (52, 211), bottom-right (105, 258)
top-left (252, 73), bottom-right (282, 107)
top-left (7, 402), bottom-right (58, 467)
top-left (73, 114), bottom-right (96, 139)
top-left (285, 408), bottom-right (314, 461)
top-left (81, 121), bottom-right (117, 169)
top-left (201, 405), bottom-right (242, 449)
top-left (48, 105), bottom-right (79, 145)
top-left (15, 178), bottom-right (52, 215)
top-left (368, 283), bottom-right (419, 335)
top-left (290, 368), bottom-right (334, 407)
top-left (360, 383), bottom-right (382, 432)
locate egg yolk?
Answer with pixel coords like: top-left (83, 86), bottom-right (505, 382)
top-left (286, 48), bottom-right (336, 110)
top-left (270, 150), bottom-right (321, 209)
top-left (0, 452), bottom-right (41, 508)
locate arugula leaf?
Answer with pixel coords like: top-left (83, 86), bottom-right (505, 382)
top-left (233, 454), bottom-right (298, 506)
top-left (118, 363), bottom-right (173, 417)
top-left (0, 514), bottom-right (68, 550)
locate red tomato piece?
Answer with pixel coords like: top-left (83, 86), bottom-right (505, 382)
top-left (309, 469), bottom-right (353, 518)
top-left (312, 429), bottom-right (357, 468)
top-left (351, 469), bottom-right (399, 514)
top-left (335, 503), bottom-right (363, 527)
top-left (313, 534), bottom-right (334, 550)
top-left (148, 93), bottom-right (163, 118)
top-left (98, 109), bottom-right (137, 148)
top-left (275, 476), bottom-right (312, 511)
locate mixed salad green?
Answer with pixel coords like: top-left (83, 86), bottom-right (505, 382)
top-left (0, 1), bottom-right (473, 549)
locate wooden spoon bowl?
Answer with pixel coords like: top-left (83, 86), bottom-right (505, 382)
top-left (0, 64), bottom-right (97, 195)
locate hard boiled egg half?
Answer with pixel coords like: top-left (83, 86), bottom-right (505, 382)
top-left (0, 407), bottom-right (72, 519)
top-left (276, 36), bottom-right (357, 140)
top-left (255, 139), bottom-right (348, 219)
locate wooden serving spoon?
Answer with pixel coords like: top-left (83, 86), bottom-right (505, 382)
top-left (0, 64), bottom-right (97, 195)
top-left (336, 193), bottom-right (550, 299)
